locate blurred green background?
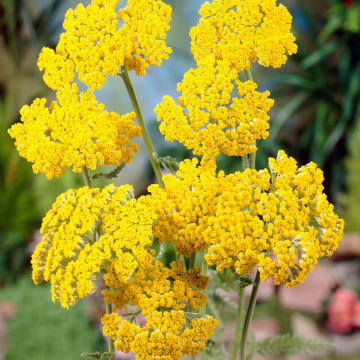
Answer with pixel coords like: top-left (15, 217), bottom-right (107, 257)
top-left (1, 0), bottom-right (360, 359)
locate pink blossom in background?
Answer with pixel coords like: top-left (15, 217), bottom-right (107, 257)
top-left (352, 301), bottom-right (360, 329)
top-left (327, 288), bottom-right (357, 334)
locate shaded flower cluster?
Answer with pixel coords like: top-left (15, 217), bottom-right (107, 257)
top-left (103, 254), bottom-right (208, 313)
top-left (102, 310), bottom-right (218, 360)
top-left (101, 255), bottom-right (217, 359)
top-left (38, 0), bottom-right (172, 90)
top-left (31, 184), bottom-right (158, 308)
top-left (8, 84), bottom-right (141, 179)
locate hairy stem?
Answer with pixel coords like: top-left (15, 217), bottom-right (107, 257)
top-left (119, 66), bottom-right (165, 188)
top-left (199, 249), bottom-right (209, 360)
top-left (230, 288), bottom-right (245, 360)
top-left (82, 166), bottom-right (92, 188)
top-left (103, 280), bottom-right (115, 360)
top-left (239, 270), bottom-right (261, 360)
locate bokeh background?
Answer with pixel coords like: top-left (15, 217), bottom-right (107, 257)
top-left (1, 0), bottom-right (360, 359)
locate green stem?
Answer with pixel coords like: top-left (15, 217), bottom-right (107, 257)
top-left (189, 252), bottom-right (197, 271)
top-left (199, 249), bottom-right (209, 360)
top-left (82, 166), bottom-right (92, 188)
top-left (230, 288), bottom-right (245, 360)
top-left (239, 270), bottom-right (261, 360)
top-left (244, 69), bottom-right (253, 81)
top-left (250, 150), bottom-right (256, 170)
top-left (103, 280), bottom-right (115, 360)
top-left (119, 66), bottom-right (165, 188)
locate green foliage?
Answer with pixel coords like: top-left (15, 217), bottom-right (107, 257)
top-left (256, 334), bottom-right (335, 357)
top-left (0, 273), bottom-right (104, 360)
top-left (153, 153), bottom-right (180, 172)
top-left (246, 331), bottom-right (257, 360)
top-left (233, 274), bottom-right (254, 289)
top-left (0, 0), bottom-right (73, 284)
top-left (259, 0), bottom-right (360, 203)
top-left (91, 163), bottom-right (126, 181)
top-left (205, 297), bottom-right (227, 360)
top-left (342, 116), bottom-right (360, 231)
top-left (208, 269), bottom-right (238, 313)
top-left (0, 97), bottom-right (40, 285)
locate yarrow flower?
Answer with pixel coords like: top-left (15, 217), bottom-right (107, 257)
top-left (38, 0), bottom-right (172, 90)
top-left (103, 254), bottom-right (208, 313)
top-left (190, 0), bottom-right (298, 71)
top-left (203, 150), bottom-right (344, 287)
top-left (101, 250), bottom-right (217, 359)
top-left (31, 184), bottom-right (158, 308)
top-left (8, 84), bottom-right (141, 179)
top-left (147, 158), bottom-right (220, 256)
top-left (155, 56), bottom-right (274, 160)
top-left (102, 310), bottom-right (218, 360)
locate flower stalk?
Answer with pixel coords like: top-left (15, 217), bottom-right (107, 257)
top-left (199, 249), bottom-right (209, 360)
top-left (103, 280), bottom-right (116, 360)
top-left (239, 270), bottom-right (261, 360)
top-left (82, 166), bottom-right (92, 188)
top-left (230, 288), bottom-right (245, 360)
top-left (119, 66), bottom-right (165, 188)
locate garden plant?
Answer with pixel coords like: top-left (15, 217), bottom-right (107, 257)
top-left (8, 0), bottom-right (345, 359)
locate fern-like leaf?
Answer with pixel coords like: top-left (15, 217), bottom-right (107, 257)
top-left (256, 334), bottom-right (335, 357)
top-left (91, 163), bottom-right (125, 181)
top-left (210, 269), bottom-right (238, 292)
top-left (247, 331), bottom-right (257, 360)
top-left (212, 288), bottom-right (237, 313)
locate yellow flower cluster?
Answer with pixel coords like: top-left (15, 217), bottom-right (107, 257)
top-left (203, 150), bottom-right (344, 287)
top-left (155, 56), bottom-right (274, 160)
top-left (31, 184), bottom-right (158, 308)
top-left (103, 254), bottom-right (208, 313)
top-left (101, 247), bottom-right (216, 359)
top-left (38, 0), bottom-right (172, 90)
top-left (190, 0), bottom-right (298, 70)
top-left (8, 84), bottom-right (141, 179)
top-left (147, 158), bottom-right (220, 255)
top-left (102, 310), bottom-right (218, 360)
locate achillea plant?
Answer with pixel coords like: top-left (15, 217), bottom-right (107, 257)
top-left (8, 0), bottom-right (344, 359)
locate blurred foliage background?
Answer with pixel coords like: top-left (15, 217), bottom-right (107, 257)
top-left (1, 0), bottom-right (360, 359)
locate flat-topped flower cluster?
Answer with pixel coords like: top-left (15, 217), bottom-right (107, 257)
top-left (8, 0), bottom-right (344, 359)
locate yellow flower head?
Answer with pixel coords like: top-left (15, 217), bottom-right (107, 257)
top-left (155, 56), bottom-right (274, 160)
top-left (8, 84), bottom-right (141, 179)
top-left (102, 310), bottom-right (218, 360)
top-left (38, 0), bottom-right (172, 90)
top-left (204, 150), bottom-right (344, 287)
top-left (31, 184), bottom-right (158, 308)
top-left (190, 0), bottom-right (298, 71)
top-left (147, 158), bottom-right (222, 256)
top-left (103, 254), bottom-right (208, 314)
